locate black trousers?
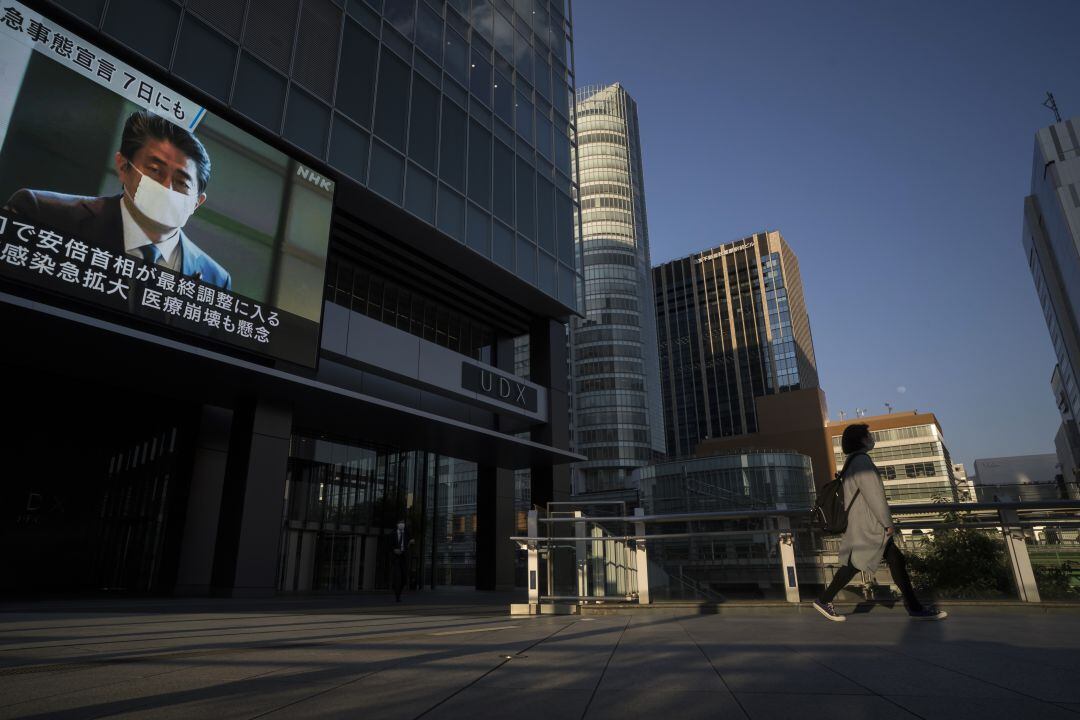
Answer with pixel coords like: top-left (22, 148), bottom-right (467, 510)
top-left (819, 538), bottom-right (922, 610)
top-left (392, 553), bottom-right (408, 600)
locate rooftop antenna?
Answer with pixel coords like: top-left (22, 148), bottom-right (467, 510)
top-left (884, 402), bottom-right (893, 414)
top-left (1044, 92), bottom-right (1062, 123)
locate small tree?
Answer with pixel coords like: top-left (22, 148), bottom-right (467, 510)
top-left (906, 528), bottom-right (1013, 599)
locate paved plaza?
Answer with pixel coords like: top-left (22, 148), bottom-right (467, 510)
top-left (1, 595), bottom-right (1079, 719)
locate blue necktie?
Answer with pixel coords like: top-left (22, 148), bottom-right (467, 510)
top-left (139, 244), bottom-right (162, 265)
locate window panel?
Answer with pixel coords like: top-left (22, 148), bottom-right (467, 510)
top-left (467, 203), bottom-right (491, 255)
top-left (405, 164), bottom-right (436, 222)
top-left (494, 70), bottom-right (513, 126)
top-left (329, 114), bottom-right (370, 182)
top-left (514, 30), bottom-right (532, 85)
top-left (468, 120), bottom-right (491, 209)
top-left (445, 28), bottom-right (469, 86)
top-left (492, 140), bottom-right (514, 225)
top-left (409, 75), bottom-right (440, 172)
top-left (336, 20), bottom-right (378, 128)
top-left (536, 175), bottom-right (554, 253)
top-left (555, 190), bottom-right (573, 264)
top-left (370, 141), bottom-right (404, 203)
top-left (437, 184), bottom-right (466, 240)
top-left (374, 49), bottom-right (411, 151)
top-left (384, 0), bottom-right (415, 38)
top-left (535, 112), bottom-right (552, 159)
top-left (516, 234), bottom-right (536, 283)
top-left (493, 220), bottom-right (514, 269)
top-left (416, 3), bottom-right (443, 60)
top-left (534, 50), bottom-right (550, 100)
top-left (515, 90), bottom-right (533, 144)
top-left (516, 156), bottom-right (535, 239)
top-left (494, 10), bottom-right (514, 61)
top-left (439, 99), bottom-right (467, 191)
top-left (470, 47), bottom-right (493, 106)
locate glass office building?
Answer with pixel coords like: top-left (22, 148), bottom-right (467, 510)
top-left (0, 0), bottom-right (582, 595)
top-left (569, 83), bottom-right (665, 497)
top-left (1024, 115), bottom-right (1080, 483)
top-left (653, 231), bottom-right (820, 458)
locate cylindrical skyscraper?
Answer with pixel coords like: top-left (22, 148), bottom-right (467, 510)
top-left (571, 83), bottom-right (666, 498)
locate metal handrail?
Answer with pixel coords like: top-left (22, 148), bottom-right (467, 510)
top-left (535, 501), bottom-right (1080, 525)
top-left (539, 508), bottom-right (809, 524)
top-left (515, 518), bottom-right (1080, 545)
top-left (889, 500), bottom-right (1080, 513)
top-left (512, 529), bottom-right (788, 543)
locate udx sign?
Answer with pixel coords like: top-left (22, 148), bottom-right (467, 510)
top-left (461, 363), bottom-right (538, 412)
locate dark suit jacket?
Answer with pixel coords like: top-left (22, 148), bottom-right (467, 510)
top-left (4, 189), bottom-right (232, 290)
top-left (391, 528), bottom-right (411, 556)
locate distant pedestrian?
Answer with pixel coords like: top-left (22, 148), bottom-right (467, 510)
top-left (391, 519), bottom-right (411, 602)
top-left (813, 423), bottom-right (947, 622)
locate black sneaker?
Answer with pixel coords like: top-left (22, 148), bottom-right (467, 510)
top-left (908, 606), bottom-right (947, 620)
top-left (812, 600), bottom-right (846, 622)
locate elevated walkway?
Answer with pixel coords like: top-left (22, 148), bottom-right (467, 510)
top-left (2, 597), bottom-right (1079, 719)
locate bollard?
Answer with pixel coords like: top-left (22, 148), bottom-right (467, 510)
top-left (634, 507), bottom-right (650, 604)
top-left (527, 510), bottom-right (539, 606)
top-left (777, 516), bottom-right (800, 603)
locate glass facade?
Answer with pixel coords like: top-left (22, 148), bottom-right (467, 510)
top-left (1024, 116), bottom-right (1080, 481)
top-left (324, 253), bottom-right (495, 362)
top-left (570, 83), bottom-right (665, 495)
top-left (281, 434), bottom-right (505, 591)
top-left (428, 456), bottom-right (478, 586)
top-left (51, 0), bottom-right (582, 310)
top-left (654, 232), bottom-right (820, 458)
top-left (638, 451), bottom-right (816, 515)
top-left (280, 435), bottom-right (432, 592)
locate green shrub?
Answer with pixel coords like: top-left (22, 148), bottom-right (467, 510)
top-left (1033, 561), bottom-right (1080, 600)
top-left (905, 528), bottom-right (1013, 599)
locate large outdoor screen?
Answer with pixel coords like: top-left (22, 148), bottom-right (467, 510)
top-left (0, 2), bottom-right (334, 367)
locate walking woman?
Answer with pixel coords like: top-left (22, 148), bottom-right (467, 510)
top-left (813, 423), bottom-right (947, 622)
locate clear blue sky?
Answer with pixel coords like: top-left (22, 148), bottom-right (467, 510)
top-left (571, 0), bottom-right (1080, 470)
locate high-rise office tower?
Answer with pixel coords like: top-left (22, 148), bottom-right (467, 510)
top-left (654, 232), bottom-right (821, 460)
top-left (1024, 115), bottom-right (1080, 485)
top-left (570, 83), bottom-right (665, 496)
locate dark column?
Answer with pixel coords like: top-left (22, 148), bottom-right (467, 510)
top-left (174, 405), bottom-right (232, 596)
top-left (476, 335), bottom-right (517, 591)
top-left (211, 398), bottom-right (292, 597)
top-left (530, 318), bottom-right (571, 508)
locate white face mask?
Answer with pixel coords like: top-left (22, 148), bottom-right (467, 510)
top-left (126, 162), bottom-right (198, 229)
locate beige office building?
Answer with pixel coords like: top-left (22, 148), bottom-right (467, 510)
top-left (828, 412), bottom-right (959, 506)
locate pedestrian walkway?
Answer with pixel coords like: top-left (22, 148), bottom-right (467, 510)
top-left (1, 594), bottom-right (1078, 719)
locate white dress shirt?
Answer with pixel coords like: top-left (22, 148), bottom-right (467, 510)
top-left (121, 200), bottom-right (182, 271)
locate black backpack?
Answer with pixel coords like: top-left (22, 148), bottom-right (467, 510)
top-left (812, 453), bottom-right (864, 535)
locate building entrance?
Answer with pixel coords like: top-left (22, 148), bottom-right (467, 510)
top-left (0, 370), bottom-right (196, 594)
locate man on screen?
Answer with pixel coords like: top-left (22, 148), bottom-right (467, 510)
top-left (4, 110), bottom-right (231, 289)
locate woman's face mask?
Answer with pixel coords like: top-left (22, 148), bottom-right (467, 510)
top-left (126, 162), bottom-right (199, 229)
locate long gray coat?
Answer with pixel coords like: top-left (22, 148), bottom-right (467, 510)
top-left (838, 453), bottom-right (894, 572)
